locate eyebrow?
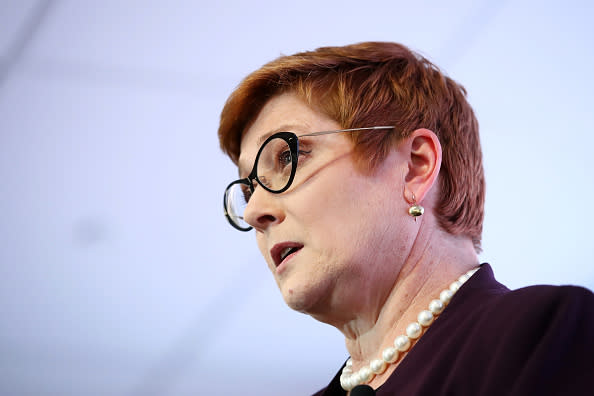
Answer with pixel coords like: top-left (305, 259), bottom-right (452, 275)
top-left (255, 124), bottom-right (304, 147)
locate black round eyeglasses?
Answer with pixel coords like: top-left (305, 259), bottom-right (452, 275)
top-left (223, 126), bottom-right (394, 231)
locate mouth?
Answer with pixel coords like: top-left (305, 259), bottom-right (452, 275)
top-left (270, 242), bottom-right (304, 267)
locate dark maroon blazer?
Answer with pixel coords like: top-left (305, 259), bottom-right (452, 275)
top-left (313, 264), bottom-right (594, 395)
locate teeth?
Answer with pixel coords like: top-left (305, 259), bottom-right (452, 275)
top-left (280, 247), bottom-right (293, 261)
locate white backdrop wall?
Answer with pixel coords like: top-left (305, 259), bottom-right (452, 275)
top-left (0, 1), bottom-right (593, 395)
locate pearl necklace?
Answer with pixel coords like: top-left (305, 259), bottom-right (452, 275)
top-left (340, 267), bottom-right (480, 391)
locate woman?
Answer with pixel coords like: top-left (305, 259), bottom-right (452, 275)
top-left (218, 42), bottom-right (594, 395)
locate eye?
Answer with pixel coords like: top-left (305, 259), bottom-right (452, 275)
top-left (278, 149), bottom-right (292, 168)
top-left (277, 148), bottom-right (312, 169)
top-left (295, 139), bottom-right (313, 164)
top-left (298, 149), bottom-right (311, 158)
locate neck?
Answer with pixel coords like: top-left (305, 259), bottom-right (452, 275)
top-left (340, 227), bottom-right (479, 388)
top-left (340, 265), bottom-right (480, 391)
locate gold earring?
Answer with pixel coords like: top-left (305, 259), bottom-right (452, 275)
top-left (408, 193), bottom-right (424, 221)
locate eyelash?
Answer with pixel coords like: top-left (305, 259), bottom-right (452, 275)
top-left (277, 148), bottom-right (311, 166)
top-left (248, 147), bottom-right (313, 197)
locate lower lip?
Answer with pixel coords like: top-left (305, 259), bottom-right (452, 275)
top-left (276, 249), bottom-right (301, 274)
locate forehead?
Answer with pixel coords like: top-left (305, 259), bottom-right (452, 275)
top-left (237, 92), bottom-right (341, 176)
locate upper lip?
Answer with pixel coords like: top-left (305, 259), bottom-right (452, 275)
top-left (270, 242), bottom-right (304, 267)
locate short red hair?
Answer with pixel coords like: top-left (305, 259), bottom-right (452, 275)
top-left (218, 42), bottom-right (485, 251)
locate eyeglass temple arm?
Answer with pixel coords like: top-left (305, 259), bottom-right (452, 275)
top-left (298, 126), bottom-right (394, 138)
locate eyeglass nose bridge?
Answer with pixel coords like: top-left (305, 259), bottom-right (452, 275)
top-left (241, 179), bottom-right (285, 230)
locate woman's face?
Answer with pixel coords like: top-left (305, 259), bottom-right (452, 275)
top-left (238, 93), bottom-right (415, 322)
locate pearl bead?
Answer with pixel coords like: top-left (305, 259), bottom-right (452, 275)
top-left (358, 366), bottom-right (373, 383)
top-left (394, 335), bottom-right (411, 352)
top-left (418, 310), bottom-right (434, 326)
top-left (440, 289), bottom-right (454, 304)
top-left (370, 358), bottom-right (387, 374)
top-left (340, 375), bottom-right (351, 390)
top-left (406, 322), bottom-right (422, 339)
top-left (382, 346), bottom-right (399, 363)
top-left (340, 371), bottom-right (351, 381)
top-left (429, 299), bottom-right (444, 315)
top-left (346, 376), bottom-right (357, 391)
top-left (346, 358), bottom-right (353, 368)
top-left (449, 280), bottom-right (462, 292)
top-left (458, 273), bottom-right (470, 283)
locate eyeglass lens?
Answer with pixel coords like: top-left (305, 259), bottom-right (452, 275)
top-left (225, 136), bottom-right (294, 229)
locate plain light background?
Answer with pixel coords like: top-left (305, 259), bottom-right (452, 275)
top-left (1, 1), bottom-right (593, 395)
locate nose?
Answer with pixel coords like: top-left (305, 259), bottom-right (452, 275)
top-left (243, 186), bottom-right (285, 231)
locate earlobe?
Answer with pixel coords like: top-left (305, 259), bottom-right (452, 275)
top-left (403, 129), bottom-right (442, 204)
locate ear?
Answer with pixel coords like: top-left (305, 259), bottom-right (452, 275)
top-left (402, 128), bottom-right (442, 204)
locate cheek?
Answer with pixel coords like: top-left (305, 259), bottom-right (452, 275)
top-left (255, 234), bottom-right (271, 266)
top-left (297, 166), bottom-right (407, 260)
top-left (294, 170), bottom-right (383, 246)
top-left (306, 171), bottom-right (383, 224)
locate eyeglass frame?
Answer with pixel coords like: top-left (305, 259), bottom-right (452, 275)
top-left (223, 126), bottom-right (395, 231)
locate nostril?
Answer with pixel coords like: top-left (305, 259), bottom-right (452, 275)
top-left (258, 214), bottom-right (277, 225)
top-left (243, 189), bottom-right (284, 229)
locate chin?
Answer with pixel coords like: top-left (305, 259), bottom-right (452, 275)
top-left (279, 278), bottom-right (330, 315)
top-left (281, 286), bottom-right (314, 313)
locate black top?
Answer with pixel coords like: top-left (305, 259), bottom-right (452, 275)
top-left (313, 264), bottom-right (594, 395)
